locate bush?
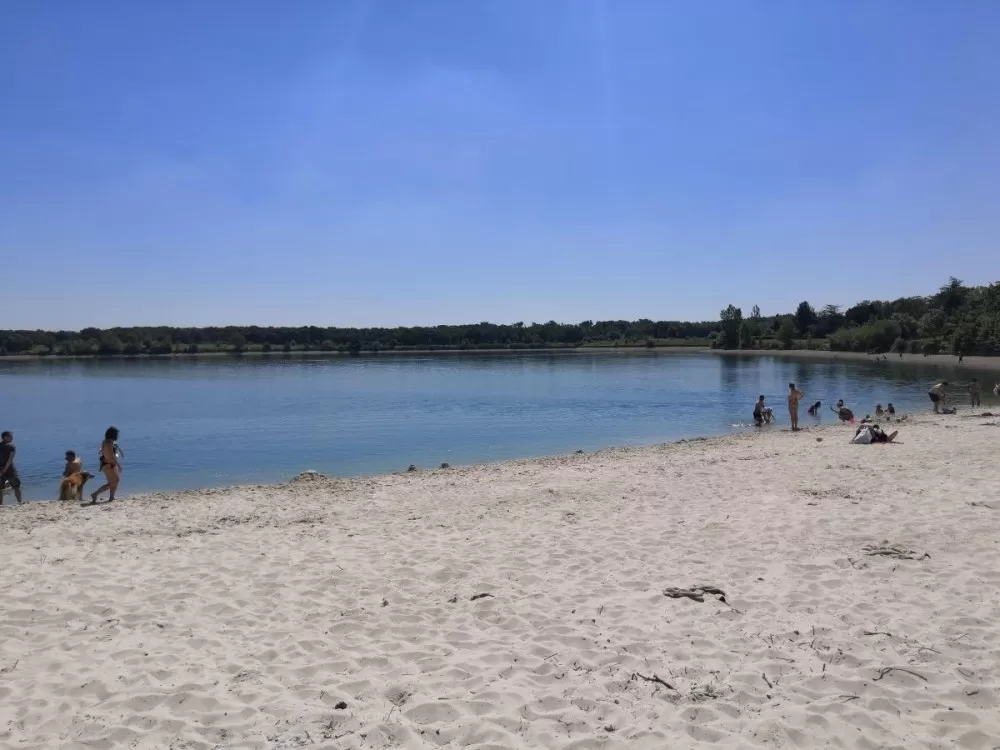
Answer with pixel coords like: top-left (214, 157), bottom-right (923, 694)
top-left (922, 341), bottom-right (940, 356)
top-left (828, 319), bottom-right (900, 353)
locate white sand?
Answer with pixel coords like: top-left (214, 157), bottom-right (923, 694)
top-left (1, 414), bottom-right (998, 749)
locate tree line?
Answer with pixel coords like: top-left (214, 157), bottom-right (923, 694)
top-left (0, 320), bottom-right (718, 357)
top-left (2, 278), bottom-right (996, 357)
top-left (716, 278), bottom-right (1000, 355)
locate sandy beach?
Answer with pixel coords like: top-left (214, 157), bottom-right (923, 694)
top-left (1, 415), bottom-right (998, 749)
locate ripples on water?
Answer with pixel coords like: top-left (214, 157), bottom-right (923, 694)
top-left (0, 353), bottom-right (990, 500)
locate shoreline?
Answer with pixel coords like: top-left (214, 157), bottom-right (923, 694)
top-left (3, 345), bottom-right (999, 372)
top-left (1, 414), bottom-right (997, 747)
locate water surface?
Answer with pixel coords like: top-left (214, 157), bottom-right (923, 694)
top-left (0, 353), bottom-right (991, 501)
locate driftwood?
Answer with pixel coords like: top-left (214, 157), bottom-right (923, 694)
top-left (663, 585), bottom-right (727, 604)
top-left (631, 672), bottom-right (677, 691)
top-left (862, 542), bottom-right (930, 560)
top-left (874, 666), bottom-right (928, 682)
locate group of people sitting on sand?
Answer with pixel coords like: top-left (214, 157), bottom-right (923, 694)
top-left (0, 426), bottom-right (124, 507)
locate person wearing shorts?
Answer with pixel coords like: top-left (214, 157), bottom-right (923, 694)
top-left (929, 382), bottom-right (948, 413)
top-left (1, 431), bottom-right (23, 505)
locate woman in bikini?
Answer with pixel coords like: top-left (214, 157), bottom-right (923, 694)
top-left (787, 383), bottom-right (805, 431)
top-left (90, 426), bottom-right (122, 504)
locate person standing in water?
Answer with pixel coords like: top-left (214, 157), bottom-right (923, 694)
top-left (0, 431), bottom-right (23, 505)
top-left (928, 382), bottom-right (948, 413)
top-left (753, 395), bottom-right (766, 427)
top-left (90, 426), bottom-right (122, 505)
top-left (969, 379), bottom-right (981, 409)
top-left (787, 383), bottom-right (805, 431)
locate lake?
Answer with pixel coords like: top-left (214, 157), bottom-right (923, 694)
top-left (0, 352), bottom-right (992, 502)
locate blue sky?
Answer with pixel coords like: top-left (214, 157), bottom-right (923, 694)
top-left (3, 1), bottom-right (999, 330)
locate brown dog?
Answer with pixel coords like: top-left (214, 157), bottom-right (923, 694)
top-left (59, 472), bottom-right (95, 502)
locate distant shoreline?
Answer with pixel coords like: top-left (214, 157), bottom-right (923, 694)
top-left (2, 345), bottom-right (999, 371)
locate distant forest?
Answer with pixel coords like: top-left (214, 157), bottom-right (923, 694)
top-left (1, 278), bottom-right (997, 357)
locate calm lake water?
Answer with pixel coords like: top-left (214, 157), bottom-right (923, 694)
top-left (0, 353), bottom-right (993, 502)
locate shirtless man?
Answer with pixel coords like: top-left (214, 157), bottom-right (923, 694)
top-left (787, 383), bottom-right (804, 431)
top-left (928, 382), bottom-right (948, 413)
top-left (64, 450), bottom-right (83, 477)
top-left (968, 379), bottom-right (981, 409)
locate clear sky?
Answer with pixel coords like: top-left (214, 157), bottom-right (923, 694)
top-left (3, 1), bottom-right (999, 330)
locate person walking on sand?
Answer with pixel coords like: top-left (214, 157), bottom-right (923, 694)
top-left (969, 379), bottom-right (981, 409)
top-left (929, 382), bottom-right (948, 413)
top-left (787, 383), bottom-right (804, 431)
top-left (1, 431), bottom-right (23, 505)
top-left (90, 426), bottom-right (122, 505)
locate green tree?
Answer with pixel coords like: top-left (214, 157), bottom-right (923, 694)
top-left (98, 333), bottom-right (124, 355)
top-left (718, 305), bottom-right (743, 349)
top-left (794, 301), bottom-right (817, 335)
top-left (933, 277), bottom-right (968, 316)
top-left (776, 318), bottom-right (796, 350)
top-left (951, 320), bottom-right (977, 356)
top-left (738, 321), bottom-right (753, 349)
top-left (891, 313), bottom-right (919, 339)
top-left (918, 310), bottom-right (947, 341)
top-left (228, 333), bottom-right (246, 352)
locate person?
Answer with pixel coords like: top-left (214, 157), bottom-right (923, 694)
top-left (832, 400), bottom-right (855, 422)
top-left (787, 383), bottom-right (804, 431)
top-left (64, 450), bottom-right (83, 477)
top-left (887, 403), bottom-right (896, 416)
top-left (90, 426), bottom-right (122, 505)
top-left (807, 400), bottom-right (822, 416)
top-left (969, 379), bottom-right (981, 409)
top-left (0, 431), bottom-right (23, 505)
top-left (994, 383), bottom-right (1000, 398)
top-left (853, 423), bottom-right (898, 444)
top-left (929, 382), bottom-right (948, 413)
top-left (753, 395), bottom-right (766, 427)
top-left (875, 403), bottom-right (884, 417)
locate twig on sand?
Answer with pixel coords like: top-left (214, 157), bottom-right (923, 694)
top-left (631, 672), bottom-right (678, 691)
top-left (839, 694), bottom-right (861, 703)
top-left (761, 673), bottom-right (773, 689)
top-left (470, 593), bottom-right (494, 601)
top-left (663, 586), bottom-right (728, 605)
top-left (874, 667), bottom-right (927, 682)
top-left (862, 631), bottom-right (894, 637)
top-left (863, 543), bottom-right (930, 560)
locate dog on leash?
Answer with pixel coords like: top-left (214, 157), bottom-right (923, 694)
top-left (59, 471), bottom-right (95, 502)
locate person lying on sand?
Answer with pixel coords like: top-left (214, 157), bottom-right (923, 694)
top-left (853, 424), bottom-right (898, 444)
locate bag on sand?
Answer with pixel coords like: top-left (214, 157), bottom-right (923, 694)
top-left (852, 425), bottom-right (875, 445)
